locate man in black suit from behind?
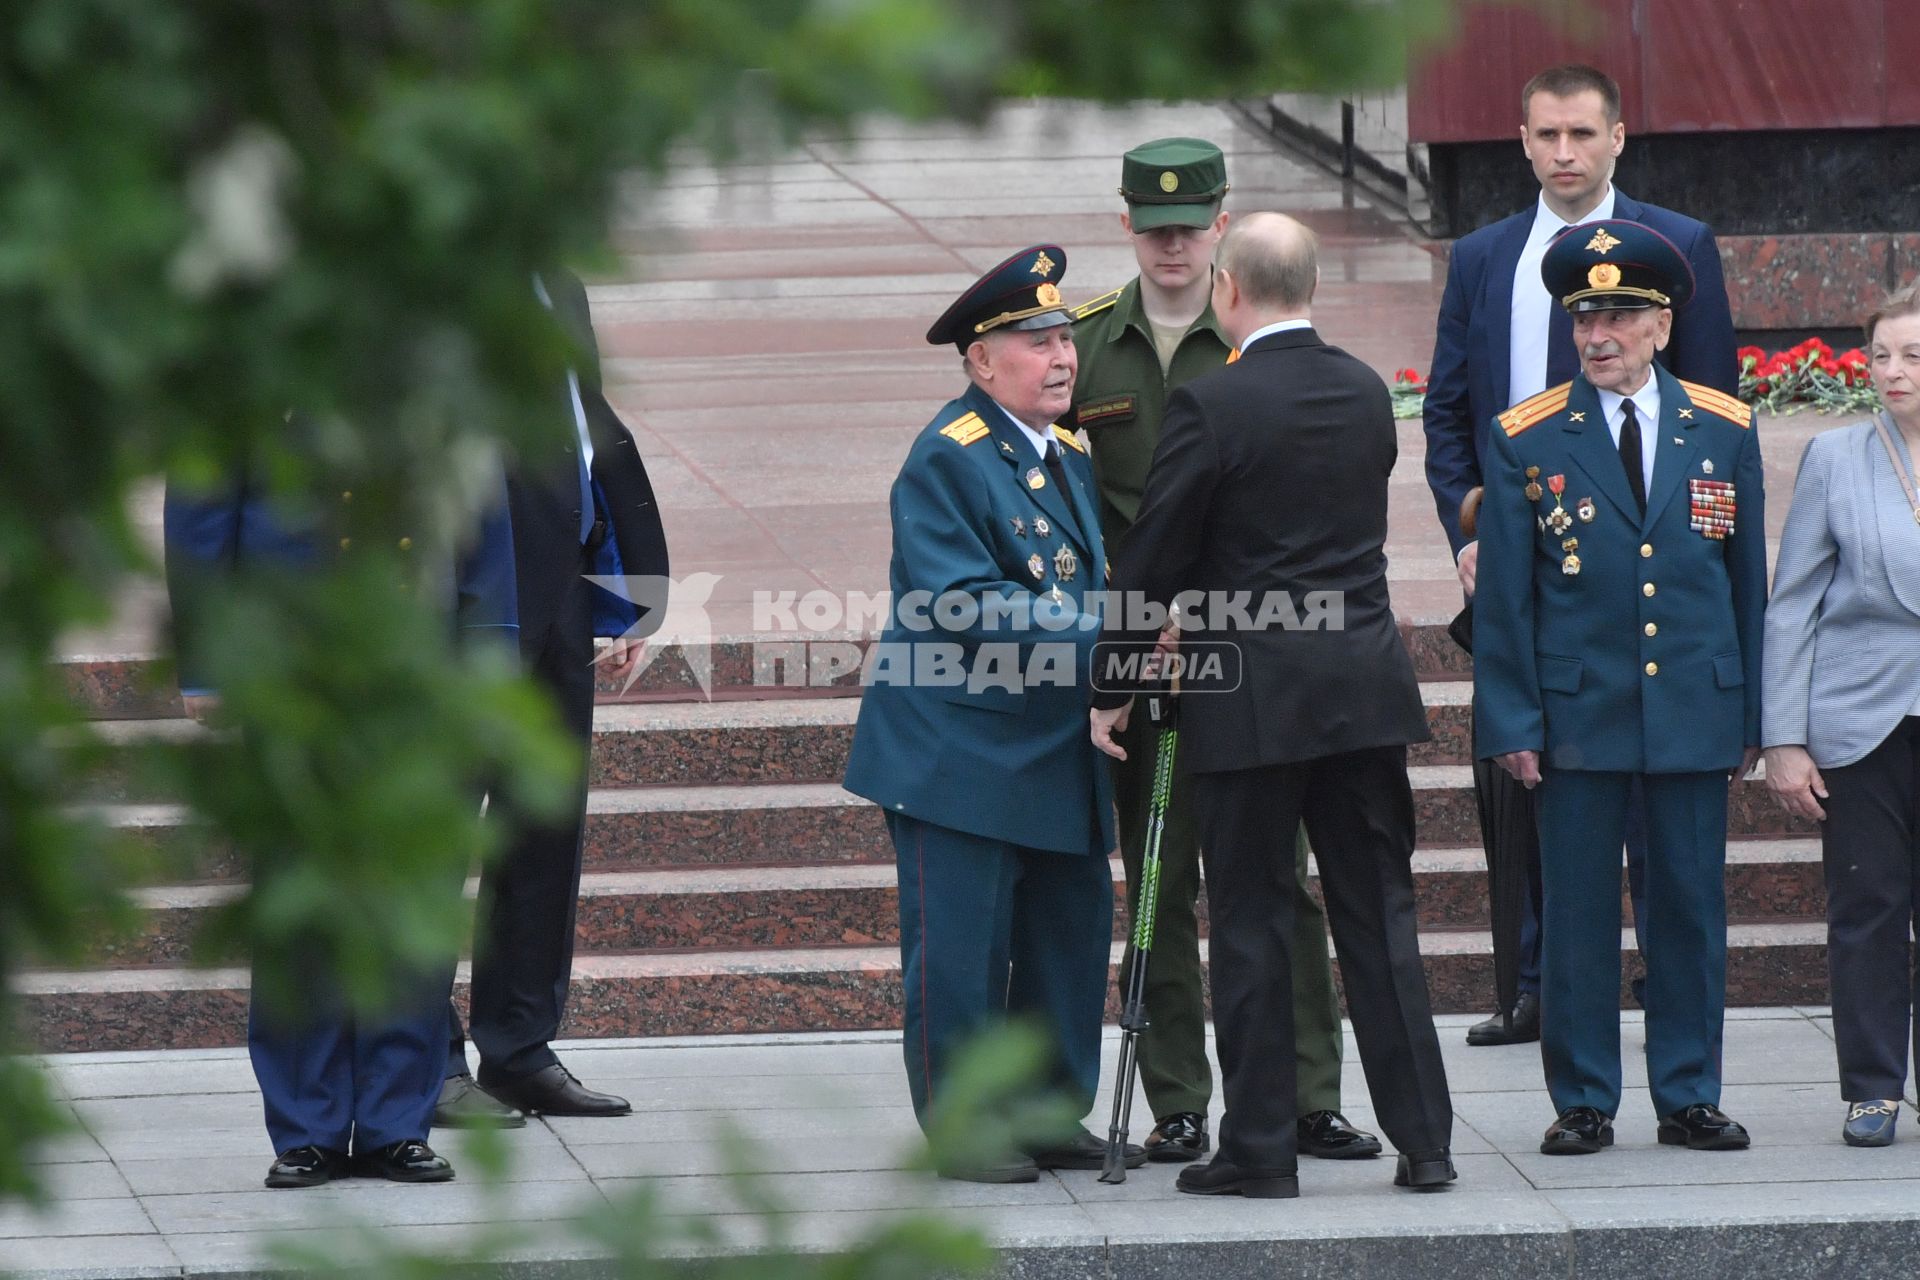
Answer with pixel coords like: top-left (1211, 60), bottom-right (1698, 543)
top-left (1091, 213), bottom-right (1454, 1198)
top-left (439, 268), bottom-right (670, 1125)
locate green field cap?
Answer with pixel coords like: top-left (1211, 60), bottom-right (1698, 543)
top-left (1120, 137), bottom-right (1229, 230)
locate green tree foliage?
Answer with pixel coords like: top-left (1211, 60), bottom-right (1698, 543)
top-left (0, 0), bottom-right (1490, 1211)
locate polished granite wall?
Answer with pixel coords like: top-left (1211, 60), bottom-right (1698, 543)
top-left (1426, 129), bottom-right (1920, 332)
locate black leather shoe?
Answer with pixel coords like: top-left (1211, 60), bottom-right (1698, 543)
top-left (1176, 1156), bottom-right (1299, 1198)
top-left (435, 1075), bottom-right (527, 1129)
top-left (1144, 1112), bottom-right (1210, 1163)
top-left (1466, 991), bottom-right (1540, 1046)
top-left (353, 1139), bottom-right (454, 1183)
top-left (1657, 1103), bottom-right (1750, 1151)
top-left (1541, 1106), bottom-right (1614, 1155)
top-left (480, 1064), bottom-right (631, 1117)
top-left (1394, 1148), bottom-right (1457, 1189)
top-left (1026, 1127), bottom-right (1145, 1170)
top-left (264, 1145), bottom-right (348, 1189)
top-left (1298, 1110), bottom-right (1382, 1160)
top-left (935, 1153), bottom-right (1040, 1184)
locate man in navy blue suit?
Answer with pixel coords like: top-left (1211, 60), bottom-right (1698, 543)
top-left (165, 450), bottom-right (519, 1188)
top-left (1422, 64), bottom-right (1738, 1045)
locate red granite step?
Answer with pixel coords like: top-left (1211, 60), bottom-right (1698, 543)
top-left (86, 687), bottom-right (1472, 800)
top-left (13, 922), bottom-right (1830, 1053)
top-left (99, 766), bottom-right (1817, 891)
top-left (57, 620), bottom-right (1475, 720)
top-left (72, 839), bottom-right (1823, 967)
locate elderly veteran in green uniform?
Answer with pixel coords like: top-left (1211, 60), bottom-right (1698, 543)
top-left (1069, 137), bottom-right (1376, 1164)
top-left (1473, 219), bottom-right (1765, 1157)
top-left (843, 246), bottom-right (1143, 1184)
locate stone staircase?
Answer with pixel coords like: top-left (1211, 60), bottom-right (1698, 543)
top-left (20, 627), bottom-right (1826, 1053)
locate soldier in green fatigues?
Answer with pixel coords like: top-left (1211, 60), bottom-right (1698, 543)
top-left (1070, 137), bottom-right (1380, 1163)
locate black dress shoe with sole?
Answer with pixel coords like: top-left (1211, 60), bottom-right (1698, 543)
top-left (1175, 1156), bottom-right (1299, 1198)
top-left (1144, 1112), bottom-right (1209, 1163)
top-left (1394, 1148), bottom-right (1457, 1189)
top-left (1657, 1103), bottom-right (1750, 1151)
top-left (1465, 991), bottom-right (1540, 1046)
top-left (265, 1145), bottom-right (349, 1189)
top-left (1541, 1106), bottom-right (1614, 1155)
top-left (1298, 1109), bottom-right (1382, 1159)
top-left (354, 1139), bottom-right (455, 1183)
top-left (935, 1154), bottom-right (1040, 1184)
top-left (1027, 1127), bottom-right (1145, 1170)
top-left (480, 1064), bottom-right (631, 1117)
top-left (435, 1075), bottom-right (527, 1129)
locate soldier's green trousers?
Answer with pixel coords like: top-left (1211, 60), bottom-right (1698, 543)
top-left (1112, 710), bottom-right (1344, 1120)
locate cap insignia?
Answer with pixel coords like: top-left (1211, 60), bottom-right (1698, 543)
top-left (1030, 251), bottom-right (1056, 276)
top-left (1586, 228), bottom-right (1622, 255)
top-left (1036, 282), bottom-right (1062, 307)
top-left (1588, 263), bottom-right (1622, 289)
top-left (1159, 171), bottom-right (1179, 193)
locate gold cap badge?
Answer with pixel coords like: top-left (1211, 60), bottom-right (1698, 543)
top-left (1035, 282), bottom-right (1062, 306)
top-left (1586, 228), bottom-right (1622, 255)
top-left (1588, 263), bottom-right (1623, 289)
top-left (1159, 171), bottom-right (1179, 193)
top-left (1030, 250), bottom-right (1055, 276)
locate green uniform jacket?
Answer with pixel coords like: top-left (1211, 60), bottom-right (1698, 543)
top-left (1069, 278), bottom-right (1231, 543)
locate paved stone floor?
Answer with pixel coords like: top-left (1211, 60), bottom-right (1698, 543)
top-left (9, 1010), bottom-right (1920, 1278)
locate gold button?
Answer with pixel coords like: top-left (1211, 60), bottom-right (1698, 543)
top-left (1643, 582), bottom-right (1656, 597)
top-left (1644, 622), bottom-right (1658, 637)
top-left (341, 490), bottom-right (353, 503)
top-left (397, 537), bottom-right (413, 551)
top-left (1640, 543), bottom-right (1653, 558)
top-left (338, 537), bottom-right (352, 550)
top-left (1645, 662), bottom-right (1659, 676)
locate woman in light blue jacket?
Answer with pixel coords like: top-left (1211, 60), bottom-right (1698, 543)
top-left (1763, 281), bottom-right (1920, 1147)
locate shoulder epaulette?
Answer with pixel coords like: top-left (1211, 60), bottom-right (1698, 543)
top-left (938, 412), bottom-right (990, 446)
top-left (1071, 288), bottom-right (1123, 322)
top-left (1051, 424), bottom-right (1087, 454)
top-left (1678, 380), bottom-right (1754, 429)
top-left (1498, 381), bottom-right (1573, 438)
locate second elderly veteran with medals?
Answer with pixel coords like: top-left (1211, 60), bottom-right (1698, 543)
top-left (843, 246), bottom-right (1139, 1183)
top-left (1473, 219), bottom-right (1766, 1156)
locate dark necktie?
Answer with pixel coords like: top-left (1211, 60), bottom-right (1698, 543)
top-left (1546, 301), bottom-right (1579, 386)
top-left (1044, 441), bottom-right (1068, 494)
top-left (1618, 399), bottom-right (1647, 514)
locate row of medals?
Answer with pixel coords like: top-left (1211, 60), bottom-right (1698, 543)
top-left (1010, 511), bottom-right (1077, 604)
top-left (1525, 465), bottom-right (1596, 576)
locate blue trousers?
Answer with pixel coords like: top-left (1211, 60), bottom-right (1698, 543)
top-left (1521, 776), bottom-right (1650, 994)
top-left (250, 973), bottom-right (450, 1156)
top-left (887, 812), bottom-right (1113, 1129)
top-left (1537, 769), bottom-right (1728, 1119)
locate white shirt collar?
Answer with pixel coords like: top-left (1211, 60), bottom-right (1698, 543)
top-left (986, 396), bottom-right (1058, 461)
top-left (1237, 317), bottom-right (1314, 352)
top-left (1528, 185), bottom-right (1618, 244)
top-left (1595, 374), bottom-right (1662, 432)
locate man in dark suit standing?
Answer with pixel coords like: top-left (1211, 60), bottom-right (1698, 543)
top-left (165, 450), bottom-right (519, 1187)
top-left (438, 268), bottom-right (670, 1124)
top-left (1093, 213), bottom-right (1454, 1198)
top-left (1422, 64), bottom-right (1738, 1045)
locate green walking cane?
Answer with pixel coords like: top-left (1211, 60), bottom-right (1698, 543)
top-left (1100, 684), bottom-right (1179, 1183)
